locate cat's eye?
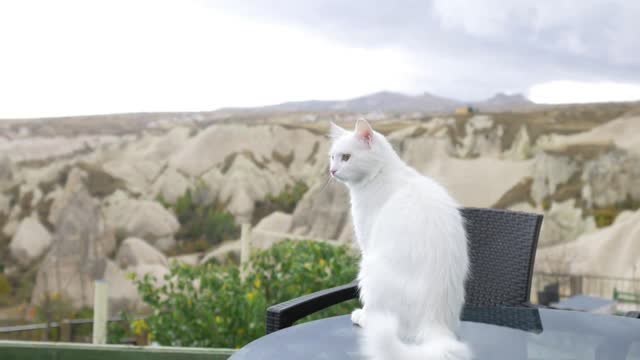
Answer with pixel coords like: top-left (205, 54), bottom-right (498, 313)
top-left (341, 154), bottom-right (351, 162)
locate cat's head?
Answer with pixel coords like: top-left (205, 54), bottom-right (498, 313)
top-left (328, 119), bottom-right (390, 185)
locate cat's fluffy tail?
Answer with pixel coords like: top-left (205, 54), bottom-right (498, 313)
top-left (362, 313), bottom-right (471, 360)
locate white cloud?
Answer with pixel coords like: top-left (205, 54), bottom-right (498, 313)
top-left (1, 0), bottom-right (639, 118)
top-left (0, 0), bottom-right (419, 118)
top-left (528, 81), bottom-right (640, 104)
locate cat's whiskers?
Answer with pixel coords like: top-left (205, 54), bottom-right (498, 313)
top-left (318, 174), bottom-right (334, 194)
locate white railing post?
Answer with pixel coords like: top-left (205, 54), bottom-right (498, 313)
top-left (92, 280), bottom-right (108, 344)
top-left (240, 223), bottom-right (252, 278)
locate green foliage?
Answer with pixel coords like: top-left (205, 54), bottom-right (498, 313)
top-left (133, 240), bottom-right (358, 348)
top-left (158, 189), bottom-right (239, 254)
top-left (593, 208), bottom-right (617, 228)
top-left (590, 197), bottom-right (640, 228)
top-left (247, 240), bottom-right (358, 321)
top-left (166, 238), bottom-right (211, 257)
top-left (253, 182), bottom-right (309, 223)
top-left (108, 312), bottom-right (133, 344)
top-left (34, 294), bottom-right (83, 323)
top-left (0, 273), bottom-right (12, 306)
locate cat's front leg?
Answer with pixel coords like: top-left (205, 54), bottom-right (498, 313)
top-left (351, 308), bottom-right (366, 327)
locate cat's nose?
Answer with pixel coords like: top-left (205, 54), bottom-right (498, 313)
top-left (330, 169), bottom-right (337, 176)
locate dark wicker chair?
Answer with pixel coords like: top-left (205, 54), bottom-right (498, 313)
top-left (266, 207), bottom-right (543, 334)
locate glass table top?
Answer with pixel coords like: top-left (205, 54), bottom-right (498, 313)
top-left (231, 306), bottom-right (640, 360)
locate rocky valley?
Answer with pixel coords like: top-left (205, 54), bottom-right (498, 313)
top-left (1, 101), bottom-right (640, 319)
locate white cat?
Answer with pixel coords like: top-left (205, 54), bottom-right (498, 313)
top-left (328, 119), bottom-right (471, 360)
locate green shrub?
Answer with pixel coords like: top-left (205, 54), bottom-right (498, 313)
top-left (253, 182), bottom-right (309, 223)
top-left (158, 190), bottom-right (239, 253)
top-left (0, 273), bottom-right (12, 306)
top-left (34, 294), bottom-right (75, 322)
top-left (590, 198), bottom-right (640, 228)
top-left (133, 240), bottom-right (358, 348)
top-left (248, 240), bottom-right (358, 320)
top-left (107, 312), bottom-right (133, 344)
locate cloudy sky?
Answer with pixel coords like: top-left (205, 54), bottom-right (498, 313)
top-left (1, 0), bottom-right (639, 118)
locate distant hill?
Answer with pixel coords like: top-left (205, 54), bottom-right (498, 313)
top-left (222, 91), bottom-right (537, 113)
top-left (474, 93), bottom-right (537, 112)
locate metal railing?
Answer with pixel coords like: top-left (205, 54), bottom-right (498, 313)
top-left (532, 272), bottom-right (640, 312)
top-left (0, 318), bottom-right (113, 343)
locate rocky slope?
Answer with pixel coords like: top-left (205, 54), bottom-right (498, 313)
top-left (1, 101), bottom-right (639, 315)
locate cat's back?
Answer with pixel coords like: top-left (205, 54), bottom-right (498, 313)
top-left (369, 171), bottom-right (467, 262)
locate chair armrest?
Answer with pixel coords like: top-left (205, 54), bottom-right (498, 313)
top-left (265, 282), bottom-right (358, 334)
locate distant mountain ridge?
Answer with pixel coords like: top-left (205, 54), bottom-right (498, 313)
top-left (224, 91), bottom-right (537, 113)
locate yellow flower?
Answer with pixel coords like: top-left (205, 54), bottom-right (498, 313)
top-left (246, 291), bottom-right (256, 302)
top-left (253, 277), bottom-right (261, 289)
top-left (132, 319), bottom-right (149, 335)
top-left (215, 316), bottom-right (223, 324)
top-left (318, 258), bottom-right (326, 267)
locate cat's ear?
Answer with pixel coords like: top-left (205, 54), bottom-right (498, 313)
top-left (328, 122), bottom-right (347, 139)
top-left (354, 118), bottom-right (373, 145)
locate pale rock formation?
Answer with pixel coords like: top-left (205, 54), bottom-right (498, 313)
top-left (9, 217), bottom-right (52, 267)
top-left (537, 116), bottom-right (640, 156)
top-left (168, 253), bottom-right (202, 266)
top-left (169, 124), bottom-right (319, 178)
top-left (200, 240), bottom-right (241, 265)
top-left (455, 115), bottom-right (503, 158)
top-left (504, 125), bottom-right (532, 160)
top-left (1, 207), bottom-right (21, 240)
top-left (48, 168), bottom-right (90, 225)
top-left (102, 160), bottom-right (162, 195)
top-left (103, 198), bottom-right (179, 251)
top-left (251, 211), bottom-right (293, 249)
top-left (538, 199), bottom-right (597, 247)
top-left (216, 153), bottom-right (291, 222)
top-left (0, 193), bottom-right (9, 217)
top-left (421, 157), bottom-right (533, 208)
top-left (536, 209), bottom-right (640, 280)
top-left (115, 237), bottom-right (169, 268)
top-left (290, 181), bottom-right (350, 241)
top-left (0, 155), bottom-right (14, 191)
top-left (31, 174), bottom-right (117, 310)
top-left (530, 152), bottom-right (578, 206)
top-left (151, 167), bottom-right (192, 203)
top-left (581, 150), bottom-right (640, 208)
top-left (103, 260), bottom-right (142, 314)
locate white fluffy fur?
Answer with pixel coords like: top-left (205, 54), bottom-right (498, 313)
top-left (328, 119), bottom-right (471, 360)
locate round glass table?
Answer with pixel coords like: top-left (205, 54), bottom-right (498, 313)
top-left (230, 306), bottom-right (640, 359)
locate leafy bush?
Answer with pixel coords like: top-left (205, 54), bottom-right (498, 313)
top-left (253, 182), bottom-right (309, 223)
top-left (33, 293), bottom-right (92, 323)
top-left (133, 240), bottom-right (358, 348)
top-left (158, 189), bottom-right (239, 253)
top-left (0, 273), bottom-right (11, 306)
